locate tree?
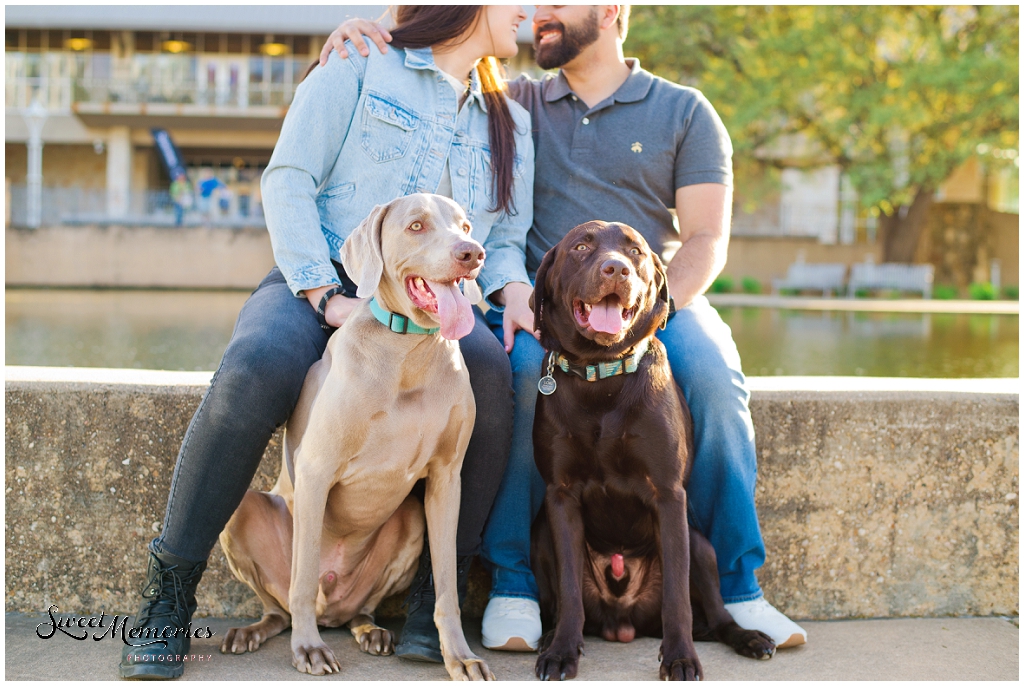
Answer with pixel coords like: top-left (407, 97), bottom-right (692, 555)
top-left (628, 5), bottom-right (1019, 262)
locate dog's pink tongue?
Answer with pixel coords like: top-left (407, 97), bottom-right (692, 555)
top-left (427, 279), bottom-right (474, 340)
top-left (589, 298), bottom-right (624, 335)
top-left (611, 553), bottom-right (625, 580)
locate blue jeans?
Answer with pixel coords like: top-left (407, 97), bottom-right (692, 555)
top-left (481, 296), bottom-right (766, 604)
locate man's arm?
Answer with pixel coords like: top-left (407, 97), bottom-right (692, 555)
top-left (665, 183), bottom-right (732, 309)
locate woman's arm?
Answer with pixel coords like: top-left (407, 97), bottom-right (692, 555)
top-left (261, 53), bottom-right (363, 311)
top-left (475, 107), bottom-right (537, 352)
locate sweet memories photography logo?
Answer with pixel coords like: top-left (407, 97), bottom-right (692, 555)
top-left (36, 604), bottom-right (216, 650)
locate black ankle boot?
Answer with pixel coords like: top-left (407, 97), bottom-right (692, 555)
top-left (119, 549), bottom-right (207, 679)
top-left (395, 537), bottom-right (473, 663)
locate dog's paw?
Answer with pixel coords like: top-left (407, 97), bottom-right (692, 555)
top-left (733, 629), bottom-right (775, 661)
top-left (353, 625), bottom-right (394, 656)
top-left (219, 615), bottom-right (288, 655)
top-left (291, 640), bottom-right (341, 675)
top-left (658, 645), bottom-right (703, 681)
top-left (535, 639), bottom-right (583, 681)
top-left (221, 626), bottom-right (264, 655)
top-left (444, 654), bottom-right (495, 681)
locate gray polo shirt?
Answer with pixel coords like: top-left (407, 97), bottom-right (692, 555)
top-left (508, 58), bottom-right (732, 275)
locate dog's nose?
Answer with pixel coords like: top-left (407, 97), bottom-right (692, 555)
top-left (454, 241), bottom-right (485, 269)
top-left (601, 258), bottom-right (631, 281)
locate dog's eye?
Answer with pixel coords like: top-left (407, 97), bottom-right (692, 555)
top-left (575, 244), bottom-right (589, 251)
top-left (462, 223), bottom-right (472, 234)
top-left (630, 247), bottom-right (642, 256)
top-left (408, 221), bottom-right (423, 232)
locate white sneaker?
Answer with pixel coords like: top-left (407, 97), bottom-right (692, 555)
top-left (724, 598), bottom-right (807, 648)
top-left (481, 597), bottom-right (542, 651)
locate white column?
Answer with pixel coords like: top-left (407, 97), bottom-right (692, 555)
top-left (23, 98), bottom-right (48, 229)
top-left (106, 126), bottom-right (132, 218)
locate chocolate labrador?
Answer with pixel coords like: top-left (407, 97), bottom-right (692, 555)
top-left (529, 221), bottom-right (775, 681)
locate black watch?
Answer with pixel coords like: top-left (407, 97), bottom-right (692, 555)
top-left (317, 286), bottom-right (346, 333)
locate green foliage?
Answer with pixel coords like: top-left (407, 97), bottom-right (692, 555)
top-left (628, 6), bottom-right (1019, 213)
top-left (710, 275), bottom-right (734, 293)
top-left (854, 288), bottom-right (870, 298)
top-left (1002, 285), bottom-right (1019, 300)
top-left (932, 284), bottom-right (958, 300)
top-left (968, 282), bottom-right (996, 300)
top-left (741, 276), bottom-right (763, 294)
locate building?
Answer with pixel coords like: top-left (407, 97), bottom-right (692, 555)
top-left (5, 5), bottom-right (537, 228)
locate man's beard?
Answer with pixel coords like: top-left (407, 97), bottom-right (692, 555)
top-left (533, 10), bottom-right (601, 70)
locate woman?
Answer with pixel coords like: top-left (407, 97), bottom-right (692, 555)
top-left (118, 6), bottom-right (534, 679)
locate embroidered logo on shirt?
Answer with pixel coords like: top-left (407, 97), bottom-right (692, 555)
top-left (631, 142), bottom-right (643, 153)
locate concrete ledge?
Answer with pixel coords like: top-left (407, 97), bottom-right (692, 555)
top-left (5, 225), bottom-right (274, 289)
top-left (5, 366), bottom-right (1018, 621)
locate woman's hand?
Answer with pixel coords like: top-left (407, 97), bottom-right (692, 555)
top-left (305, 285), bottom-right (362, 329)
top-left (495, 281), bottom-right (539, 353)
top-left (319, 19), bottom-right (393, 65)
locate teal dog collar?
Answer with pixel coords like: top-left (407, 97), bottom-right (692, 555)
top-left (369, 297), bottom-right (440, 335)
top-left (538, 339), bottom-right (651, 395)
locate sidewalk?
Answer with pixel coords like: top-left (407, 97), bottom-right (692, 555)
top-left (7, 613), bottom-right (1017, 680)
top-left (705, 293), bottom-right (1019, 314)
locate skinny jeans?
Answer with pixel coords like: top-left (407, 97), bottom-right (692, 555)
top-left (152, 266), bottom-right (513, 562)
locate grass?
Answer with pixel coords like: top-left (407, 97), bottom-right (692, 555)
top-left (969, 283), bottom-right (996, 300)
top-left (710, 275), bottom-right (734, 293)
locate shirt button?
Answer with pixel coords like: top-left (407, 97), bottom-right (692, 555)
top-left (582, 117), bottom-right (590, 125)
top-left (458, 168), bottom-right (467, 176)
top-left (571, 95), bottom-right (578, 101)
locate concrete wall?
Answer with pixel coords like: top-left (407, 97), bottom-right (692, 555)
top-left (5, 224), bottom-right (275, 289)
top-left (6, 143), bottom-right (108, 189)
top-left (5, 368), bottom-right (1018, 621)
top-left (720, 236), bottom-right (880, 288)
top-left (8, 225), bottom-right (883, 291)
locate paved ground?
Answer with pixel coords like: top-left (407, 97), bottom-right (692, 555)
top-left (6, 613), bottom-right (1017, 681)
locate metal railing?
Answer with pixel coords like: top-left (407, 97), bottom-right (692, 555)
top-left (6, 185), bottom-right (267, 229)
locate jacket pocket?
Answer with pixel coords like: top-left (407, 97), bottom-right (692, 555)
top-left (317, 181), bottom-right (356, 202)
top-left (360, 93), bottom-right (419, 163)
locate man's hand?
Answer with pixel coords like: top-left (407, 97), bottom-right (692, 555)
top-left (319, 19), bottom-right (393, 65)
top-left (305, 285), bottom-right (362, 330)
top-left (493, 281), bottom-right (538, 353)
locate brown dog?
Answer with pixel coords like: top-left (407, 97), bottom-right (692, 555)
top-left (529, 221), bottom-right (775, 681)
top-left (218, 194), bottom-right (494, 680)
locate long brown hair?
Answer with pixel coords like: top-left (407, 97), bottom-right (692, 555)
top-left (388, 5), bottom-right (520, 216)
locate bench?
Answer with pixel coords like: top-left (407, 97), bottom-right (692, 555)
top-left (848, 262), bottom-right (934, 298)
top-left (772, 262), bottom-right (847, 296)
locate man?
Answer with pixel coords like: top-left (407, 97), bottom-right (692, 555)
top-left (324, 3), bottom-right (806, 658)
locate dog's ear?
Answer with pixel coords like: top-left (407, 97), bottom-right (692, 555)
top-left (532, 245), bottom-right (558, 334)
top-left (341, 202), bottom-right (387, 298)
top-left (651, 252), bottom-right (671, 328)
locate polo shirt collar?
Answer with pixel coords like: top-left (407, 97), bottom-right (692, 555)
top-left (404, 47), bottom-right (488, 113)
top-left (544, 57), bottom-right (653, 104)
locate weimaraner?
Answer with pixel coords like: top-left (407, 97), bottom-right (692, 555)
top-left (218, 194), bottom-right (495, 680)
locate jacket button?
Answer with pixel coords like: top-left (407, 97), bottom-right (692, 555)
top-left (458, 168), bottom-right (467, 176)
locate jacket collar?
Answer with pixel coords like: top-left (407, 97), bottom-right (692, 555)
top-left (404, 47), bottom-right (488, 113)
top-left (543, 58), bottom-right (653, 105)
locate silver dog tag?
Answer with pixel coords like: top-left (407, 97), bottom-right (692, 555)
top-left (538, 375), bottom-right (557, 396)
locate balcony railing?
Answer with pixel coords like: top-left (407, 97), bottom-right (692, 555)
top-left (7, 185), bottom-right (267, 229)
top-left (5, 52), bottom-right (305, 112)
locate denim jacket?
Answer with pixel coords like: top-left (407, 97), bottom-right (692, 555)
top-left (261, 46), bottom-right (534, 310)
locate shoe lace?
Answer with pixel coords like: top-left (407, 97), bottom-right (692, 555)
top-left (493, 602), bottom-right (534, 620)
top-left (137, 564), bottom-right (201, 627)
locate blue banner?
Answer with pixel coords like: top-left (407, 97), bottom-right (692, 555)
top-left (151, 128), bottom-right (187, 180)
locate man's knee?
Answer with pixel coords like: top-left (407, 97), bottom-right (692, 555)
top-left (509, 333), bottom-right (545, 388)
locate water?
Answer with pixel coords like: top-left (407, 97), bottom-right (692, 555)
top-left (5, 290), bottom-right (1019, 377)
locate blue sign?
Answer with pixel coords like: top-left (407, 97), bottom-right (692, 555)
top-left (151, 128), bottom-right (187, 180)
